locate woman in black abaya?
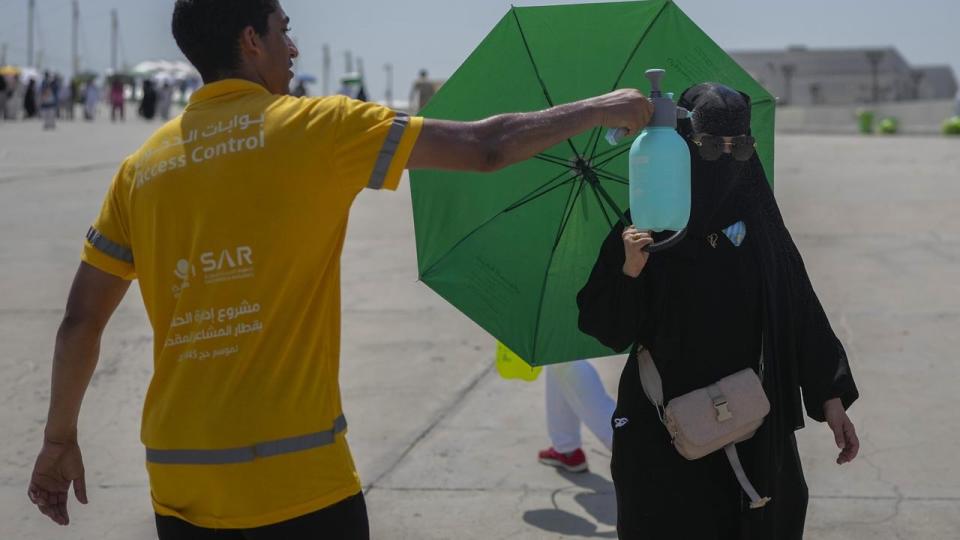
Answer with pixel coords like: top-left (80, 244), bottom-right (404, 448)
top-left (577, 83), bottom-right (860, 540)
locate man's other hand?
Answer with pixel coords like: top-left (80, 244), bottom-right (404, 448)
top-left (28, 436), bottom-right (88, 526)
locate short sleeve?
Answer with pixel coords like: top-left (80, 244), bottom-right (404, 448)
top-left (81, 163), bottom-right (136, 280)
top-left (334, 97), bottom-right (423, 193)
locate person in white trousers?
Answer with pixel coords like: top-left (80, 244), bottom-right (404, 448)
top-left (538, 359), bottom-right (616, 473)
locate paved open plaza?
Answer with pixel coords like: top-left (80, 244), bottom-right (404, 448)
top-left (1, 118), bottom-right (958, 539)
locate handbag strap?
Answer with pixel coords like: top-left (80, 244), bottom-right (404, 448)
top-left (758, 336), bottom-right (766, 382)
top-left (636, 348), bottom-right (664, 407)
top-left (636, 337), bottom-right (766, 410)
top-left (637, 349), bottom-right (735, 424)
top-left (724, 444), bottom-right (771, 509)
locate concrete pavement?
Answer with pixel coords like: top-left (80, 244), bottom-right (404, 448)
top-left (1, 118), bottom-right (958, 539)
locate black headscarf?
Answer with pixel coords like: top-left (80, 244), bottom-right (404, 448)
top-left (677, 83), bottom-right (752, 238)
top-left (674, 82), bottom-right (859, 502)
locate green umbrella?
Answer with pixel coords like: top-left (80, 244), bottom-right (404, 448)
top-left (410, 0), bottom-right (775, 366)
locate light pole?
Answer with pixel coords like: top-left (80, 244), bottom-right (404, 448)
top-left (27, 0), bottom-right (36, 66)
top-left (322, 44), bottom-right (331, 95)
top-left (865, 50), bottom-right (885, 104)
top-left (72, 0), bottom-right (80, 76)
top-left (384, 63), bottom-right (393, 108)
top-left (111, 9), bottom-right (119, 73)
top-left (780, 64), bottom-right (796, 106)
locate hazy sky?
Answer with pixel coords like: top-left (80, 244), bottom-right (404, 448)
top-left (1, 0), bottom-right (957, 102)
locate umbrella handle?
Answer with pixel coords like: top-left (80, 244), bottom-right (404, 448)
top-left (643, 228), bottom-right (687, 253)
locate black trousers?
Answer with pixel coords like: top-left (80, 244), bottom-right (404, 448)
top-left (155, 492), bottom-right (369, 540)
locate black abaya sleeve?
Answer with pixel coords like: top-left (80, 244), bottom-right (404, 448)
top-left (745, 154), bottom-right (860, 425)
top-left (795, 266), bottom-right (860, 422)
top-left (576, 221), bottom-right (646, 353)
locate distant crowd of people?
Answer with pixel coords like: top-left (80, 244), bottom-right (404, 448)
top-left (289, 68), bottom-right (439, 115)
top-left (0, 71), bottom-right (189, 130)
top-left (1, 67), bottom-right (443, 129)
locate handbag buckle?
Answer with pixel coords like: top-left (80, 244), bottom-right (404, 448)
top-left (714, 399), bottom-right (733, 422)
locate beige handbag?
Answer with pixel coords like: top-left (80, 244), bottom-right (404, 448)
top-left (637, 347), bottom-right (772, 509)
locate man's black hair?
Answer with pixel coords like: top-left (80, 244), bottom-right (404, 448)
top-left (172, 0), bottom-right (280, 82)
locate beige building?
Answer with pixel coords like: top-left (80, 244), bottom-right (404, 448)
top-left (731, 46), bottom-right (957, 106)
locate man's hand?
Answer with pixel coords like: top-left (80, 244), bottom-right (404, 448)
top-left (28, 437), bottom-right (88, 525)
top-left (824, 398), bottom-right (859, 465)
top-left (590, 89), bottom-right (655, 137)
top-left (622, 226), bottom-right (653, 278)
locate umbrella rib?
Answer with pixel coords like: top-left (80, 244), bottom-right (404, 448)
top-left (587, 127), bottom-right (605, 164)
top-left (593, 145), bottom-right (632, 170)
top-left (540, 152), bottom-right (569, 162)
top-left (580, 127), bottom-right (602, 161)
top-left (533, 154), bottom-right (571, 168)
top-left (607, 1), bottom-right (671, 92)
top-left (590, 141), bottom-right (631, 163)
top-left (530, 178), bottom-right (586, 360)
top-left (587, 180), bottom-right (615, 230)
top-left (504, 174), bottom-right (579, 213)
top-left (510, 7), bottom-right (582, 160)
top-left (419, 169), bottom-right (576, 279)
top-left (553, 180), bottom-right (586, 251)
top-left (506, 166), bottom-right (579, 211)
top-left (593, 169), bottom-right (629, 185)
top-left (591, 178), bottom-right (631, 227)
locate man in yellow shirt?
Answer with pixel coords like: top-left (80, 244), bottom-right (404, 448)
top-left (27, 0), bottom-right (653, 537)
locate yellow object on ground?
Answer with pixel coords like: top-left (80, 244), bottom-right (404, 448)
top-left (496, 341), bottom-right (542, 382)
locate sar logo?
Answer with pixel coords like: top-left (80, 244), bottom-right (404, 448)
top-left (172, 246), bottom-right (255, 298)
top-left (172, 259), bottom-right (197, 298)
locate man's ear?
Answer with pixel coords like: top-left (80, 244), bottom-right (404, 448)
top-left (238, 26), bottom-right (263, 59)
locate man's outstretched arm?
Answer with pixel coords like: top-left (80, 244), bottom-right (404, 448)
top-left (407, 89), bottom-right (653, 172)
top-left (28, 262), bottom-right (130, 526)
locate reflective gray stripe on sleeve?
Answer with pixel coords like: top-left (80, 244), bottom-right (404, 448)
top-left (367, 114), bottom-right (410, 190)
top-left (86, 227), bottom-right (133, 264)
top-left (145, 415), bottom-right (348, 465)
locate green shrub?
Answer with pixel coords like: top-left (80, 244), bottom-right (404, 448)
top-left (878, 117), bottom-right (898, 135)
top-left (856, 109), bottom-right (874, 134)
top-left (943, 116), bottom-right (960, 136)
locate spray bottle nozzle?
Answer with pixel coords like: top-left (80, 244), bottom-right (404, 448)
top-left (646, 69), bottom-right (666, 98)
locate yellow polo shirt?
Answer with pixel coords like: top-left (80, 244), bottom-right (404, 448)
top-left (81, 79), bottom-right (422, 528)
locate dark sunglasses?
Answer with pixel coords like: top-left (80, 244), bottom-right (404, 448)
top-left (690, 134), bottom-right (756, 161)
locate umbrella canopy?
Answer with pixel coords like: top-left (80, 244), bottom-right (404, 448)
top-left (133, 60), bottom-right (199, 82)
top-left (132, 60), bottom-right (166, 77)
top-left (0, 65), bottom-right (21, 76)
top-left (410, 0), bottom-right (775, 366)
top-left (18, 67), bottom-right (41, 84)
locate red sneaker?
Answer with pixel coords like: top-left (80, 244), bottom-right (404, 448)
top-left (537, 447), bottom-right (588, 473)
